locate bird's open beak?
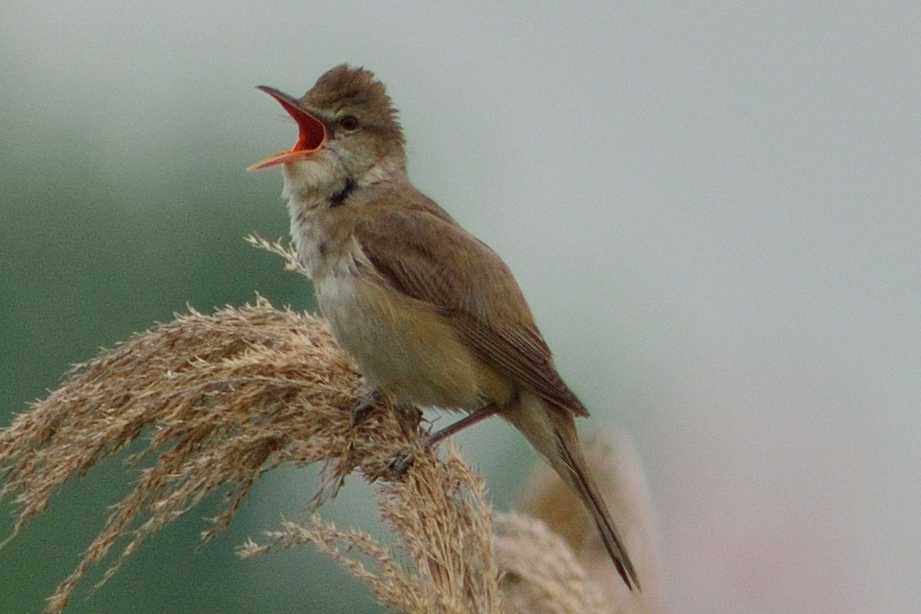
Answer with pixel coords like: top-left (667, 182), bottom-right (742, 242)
top-left (247, 86), bottom-right (327, 172)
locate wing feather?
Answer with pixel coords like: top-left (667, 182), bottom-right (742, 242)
top-left (354, 205), bottom-right (588, 416)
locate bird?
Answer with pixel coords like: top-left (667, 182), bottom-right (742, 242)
top-left (249, 64), bottom-right (640, 591)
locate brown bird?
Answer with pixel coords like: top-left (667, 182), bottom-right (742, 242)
top-left (249, 64), bottom-right (640, 590)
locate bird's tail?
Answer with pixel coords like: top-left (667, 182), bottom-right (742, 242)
top-left (506, 394), bottom-right (641, 591)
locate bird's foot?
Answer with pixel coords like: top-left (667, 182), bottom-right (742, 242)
top-left (350, 388), bottom-right (383, 427)
top-left (386, 447), bottom-right (417, 477)
top-left (397, 403), bottom-right (424, 424)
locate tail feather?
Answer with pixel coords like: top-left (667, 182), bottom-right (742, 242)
top-left (554, 423), bottom-right (641, 591)
top-left (505, 394), bottom-right (641, 591)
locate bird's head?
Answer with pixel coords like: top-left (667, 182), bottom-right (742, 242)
top-left (249, 64), bottom-right (406, 200)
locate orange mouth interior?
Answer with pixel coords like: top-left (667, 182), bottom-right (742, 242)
top-left (248, 86), bottom-right (327, 171)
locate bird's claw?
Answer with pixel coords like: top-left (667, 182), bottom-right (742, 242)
top-left (387, 448), bottom-right (416, 477)
top-left (350, 389), bottom-right (383, 427)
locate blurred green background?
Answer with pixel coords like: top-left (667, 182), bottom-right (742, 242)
top-left (4, 2), bottom-right (921, 613)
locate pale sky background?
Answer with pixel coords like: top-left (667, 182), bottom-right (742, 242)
top-left (2, 2), bottom-right (920, 613)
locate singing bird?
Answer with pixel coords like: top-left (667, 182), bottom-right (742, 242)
top-left (249, 64), bottom-right (640, 590)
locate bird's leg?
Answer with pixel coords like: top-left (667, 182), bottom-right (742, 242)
top-left (425, 403), bottom-right (501, 447)
top-left (387, 403), bottom-right (501, 475)
top-left (350, 388), bottom-right (383, 426)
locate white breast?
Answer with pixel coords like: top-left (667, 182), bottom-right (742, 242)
top-left (281, 155), bottom-right (346, 278)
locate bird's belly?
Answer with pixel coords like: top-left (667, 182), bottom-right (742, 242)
top-left (315, 274), bottom-right (511, 411)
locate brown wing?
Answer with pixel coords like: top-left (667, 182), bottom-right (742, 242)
top-left (353, 203), bottom-right (588, 416)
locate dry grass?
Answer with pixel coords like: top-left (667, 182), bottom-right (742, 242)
top-left (494, 512), bottom-right (608, 613)
top-left (239, 445), bottom-right (501, 613)
top-left (0, 238), bottom-right (660, 613)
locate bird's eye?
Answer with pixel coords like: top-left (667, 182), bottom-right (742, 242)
top-left (338, 115), bottom-right (360, 131)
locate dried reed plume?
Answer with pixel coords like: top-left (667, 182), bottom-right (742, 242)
top-left (1, 237), bottom-right (660, 613)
